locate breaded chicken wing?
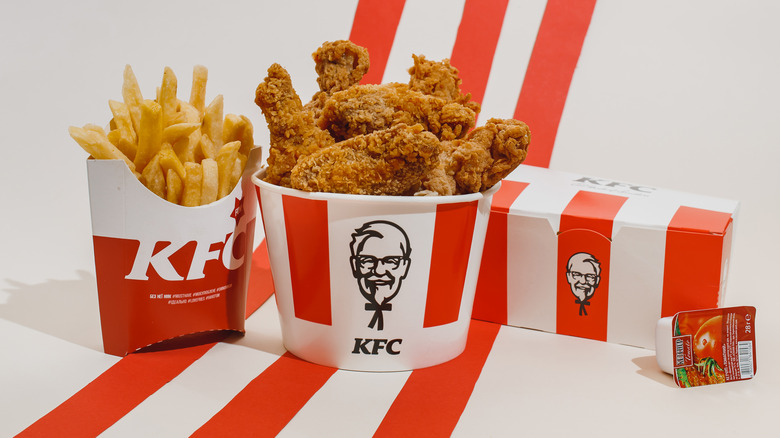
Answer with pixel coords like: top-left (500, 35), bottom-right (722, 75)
top-left (474, 118), bottom-right (531, 188)
top-left (407, 54), bottom-right (481, 114)
top-left (304, 40), bottom-right (370, 120)
top-left (255, 63), bottom-right (335, 186)
top-left (318, 82), bottom-right (476, 142)
top-left (290, 123), bottom-right (441, 196)
top-left (256, 41), bottom-right (531, 197)
top-left (423, 118), bottom-right (530, 195)
top-left (313, 40), bottom-right (370, 94)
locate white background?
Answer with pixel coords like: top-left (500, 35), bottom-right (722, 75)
top-left (1, 0), bottom-right (779, 436)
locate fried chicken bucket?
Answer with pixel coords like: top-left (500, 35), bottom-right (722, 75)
top-left (254, 170), bottom-right (499, 371)
top-left (250, 39), bottom-right (530, 370)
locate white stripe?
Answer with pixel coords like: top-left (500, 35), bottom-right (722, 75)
top-left (506, 212), bottom-right (558, 332)
top-left (454, 325), bottom-right (649, 436)
top-left (606, 196), bottom-right (672, 348)
top-left (278, 369), bottom-right (410, 437)
top-left (327, 201), bottom-right (437, 339)
top-left (452, 325), bottom-right (534, 436)
top-left (607, 225), bottom-right (666, 348)
top-left (479, 0), bottom-right (548, 125)
top-left (382, 0), bottom-right (467, 83)
top-left (100, 343), bottom-right (280, 438)
top-left (258, 189), bottom-right (296, 326)
top-left (0, 319), bottom-right (119, 437)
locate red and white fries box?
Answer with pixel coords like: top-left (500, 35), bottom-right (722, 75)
top-left (86, 147), bottom-right (262, 356)
top-left (472, 165), bottom-right (739, 349)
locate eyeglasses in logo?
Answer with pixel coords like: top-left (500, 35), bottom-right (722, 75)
top-left (565, 252), bottom-right (601, 316)
top-left (349, 220), bottom-right (411, 330)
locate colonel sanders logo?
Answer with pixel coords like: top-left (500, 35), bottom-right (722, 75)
top-left (566, 252), bottom-right (601, 316)
top-left (349, 220), bottom-right (411, 330)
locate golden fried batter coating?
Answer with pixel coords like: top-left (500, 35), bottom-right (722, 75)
top-left (304, 40), bottom-right (370, 120)
top-left (423, 141), bottom-right (491, 195)
top-left (290, 124), bottom-right (441, 196)
top-left (255, 63), bottom-right (335, 186)
top-left (314, 40), bottom-right (370, 94)
top-left (303, 91), bottom-right (328, 121)
top-left (407, 54), bottom-right (481, 114)
top-left (423, 118), bottom-right (531, 195)
top-left (477, 118), bottom-right (531, 189)
top-left (318, 83), bottom-right (476, 142)
top-left (255, 41), bottom-right (531, 196)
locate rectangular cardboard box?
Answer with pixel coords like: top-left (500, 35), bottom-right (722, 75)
top-left (472, 165), bottom-right (738, 349)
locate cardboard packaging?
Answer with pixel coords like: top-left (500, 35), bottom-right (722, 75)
top-left (472, 165), bottom-right (738, 349)
top-left (87, 148), bottom-right (262, 356)
top-left (254, 170), bottom-right (498, 371)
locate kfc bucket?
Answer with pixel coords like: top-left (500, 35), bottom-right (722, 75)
top-left (253, 169), bottom-right (498, 371)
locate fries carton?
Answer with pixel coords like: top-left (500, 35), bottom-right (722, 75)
top-left (254, 170), bottom-right (497, 371)
top-left (88, 148), bottom-right (262, 356)
top-left (472, 165), bottom-right (738, 349)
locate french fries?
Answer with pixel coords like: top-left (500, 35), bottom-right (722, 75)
top-left (69, 65), bottom-right (255, 207)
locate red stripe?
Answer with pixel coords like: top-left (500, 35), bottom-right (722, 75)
top-left (449, 0), bottom-right (509, 105)
top-left (17, 343), bottom-right (214, 438)
top-left (282, 195), bottom-right (332, 325)
top-left (191, 352), bottom-right (337, 438)
top-left (472, 181), bottom-right (529, 325)
top-left (424, 201), bottom-right (479, 327)
top-left (350, 0), bottom-right (407, 84)
top-left (514, 0), bottom-right (597, 167)
top-left (667, 206), bottom-right (733, 235)
top-left (246, 239), bottom-right (275, 318)
top-left (493, 181), bottom-right (529, 215)
top-left (661, 206), bottom-right (733, 317)
top-left (374, 320), bottom-right (500, 437)
top-left (559, 191), bottom-right (626, 239)
top-left (557, 191), bottom-right (626, 341)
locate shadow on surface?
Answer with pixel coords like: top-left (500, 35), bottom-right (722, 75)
top-left (0, 263), bottom-right (285, 357)
top-left (0, 270), bottom-right (104, 352)
top-left (632, 354), bottom-right (677, 388)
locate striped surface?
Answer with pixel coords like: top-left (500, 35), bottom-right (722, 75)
top-left (15, 242), bottom-right (501, 437)
top-left (11, 0), bottom-right (594, 435)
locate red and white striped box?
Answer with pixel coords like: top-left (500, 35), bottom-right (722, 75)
top-left (472, 165), bottom-right (738, 349)
top-left (87, 148), bottom-right (262, 356)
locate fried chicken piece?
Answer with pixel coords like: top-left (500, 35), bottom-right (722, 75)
top-left (290, 123), bottom-right (441, 195)
top-left (255, 63), bottom-right (335, 186)
top-left (422, 141), bottom-right (490, 195)
top-left (304, 40), bottom-right (370, 120)
top-left (318, 82), bottom-right (476, 142)
top-left (478, 118), bottom-right (531, 188)
top-left (303, 91), bottom-right (329, 121)
top-left (423, 118), bottom-right (531, 195)
top-left (407, 54), bottom-right (481, 114)
top-left (313, 40), bottom-right (370, 94)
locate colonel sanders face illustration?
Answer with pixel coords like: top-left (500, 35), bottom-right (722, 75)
top-left (349, 221), bottom-right (411, 330)
top-left (566, 252), bottom-right (601, 316)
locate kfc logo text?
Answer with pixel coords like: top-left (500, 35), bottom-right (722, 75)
top-left (573, 176), bottom-right (655, 194)
top-left (125, 229), bottom-right (248, 281)
top-left (352, 338), bottom-right (403, 355)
